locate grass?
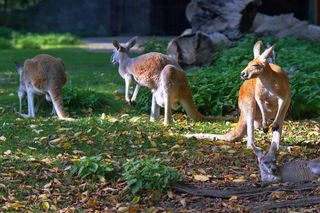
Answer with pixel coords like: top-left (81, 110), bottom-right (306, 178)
top-left (0, 44), bottom-right (319, 211)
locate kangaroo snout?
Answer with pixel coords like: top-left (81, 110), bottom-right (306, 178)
top-left (240, 71), bottom-right (248, 80)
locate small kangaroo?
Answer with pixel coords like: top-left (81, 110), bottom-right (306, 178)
top-left (186, 41), bottom-right (291, 149)
top-left (16, 54), bottom-right (72, 120)
top-left (253, 142), bottom-right (320, 183)
top-left (112, 37), bottom-right (209, 125)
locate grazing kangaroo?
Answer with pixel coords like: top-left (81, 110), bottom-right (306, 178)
top-left (111, 37), bottom-right (209, 125)
top-left (186, 41), bottom-right (291, 149)
top-left (16, 54), bottom-right (72, 120)
top-left (253, 142), bottom-right (320, 183)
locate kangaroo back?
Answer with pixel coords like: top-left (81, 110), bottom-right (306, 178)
top-left (280, 160), bottom-right (318, 183)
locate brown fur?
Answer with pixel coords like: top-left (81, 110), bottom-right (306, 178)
top-left (186, 41), bottom-right (291, 149)
top-left (112, 37), bottom-right (209, 124)
top-left (19, 54), bottom-right (70, 119)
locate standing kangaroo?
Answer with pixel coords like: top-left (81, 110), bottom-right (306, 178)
top-left (111, 37), bottom-right (209, 125)
top-left (186, 41), bottom-right (291, 149)
top-left (253, 142), bottom-right (320, 183)
top-left (16, 54), bottom-right (72, 120)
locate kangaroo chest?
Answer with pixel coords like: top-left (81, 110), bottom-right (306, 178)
top-left (255, 85), bottom-right (278, 116)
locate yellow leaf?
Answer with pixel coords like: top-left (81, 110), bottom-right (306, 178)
top-left (7, 201), bottom-right (25, 209)
top-left (41, 201), bottom-right (50, 210)
top-left (86, 198), bottom-right (98, 207)
top-left (229, 195), bottom-right (238, 201)
top-left (106, 115), bottom-right (118, 123)
top-left (150, 140), bottom-right (157, 147)
top-left (193, 174), bottom-right (210, 182)
top-left (129, 116), bottom-right (141, 123)
top-left (148, 148), bottom-right (160, 153)
top-left (100, 113), bottom-right (106, 119)
top-left (63, 142), bottom-right (71, 149)
top-left (41, 158), bottom-right (52, 165)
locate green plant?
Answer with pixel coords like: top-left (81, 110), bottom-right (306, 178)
top-left (63, 87), bottom-right (109, 110)
top-left (0, 38), bottom-right (12, 49)
top-left (14, 34), bottom-right (41, 49)
top-left (141, 38), bottom-right (169, 54)
top-left (71, 155), bottom-right (116, 179)
top-left (0, 27), bottom-right (15, 39)
top-left (122, 158), bottom-right (182, 194)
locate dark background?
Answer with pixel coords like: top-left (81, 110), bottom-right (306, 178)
top-left (0, 0), bottom-right (318, 36)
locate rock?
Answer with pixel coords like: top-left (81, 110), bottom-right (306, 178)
top-left (208, 32), bottom-right (232, 50)
top-left (186, 0), bottom-right (261, 40)
top-left (252, 13), bottom-right (320, 42)
top-left (167, 31), bottom-right (214, 68)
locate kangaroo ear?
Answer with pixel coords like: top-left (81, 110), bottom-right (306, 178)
top-left (259, 44), bottom-right (275, 62)
top-left (253, 41), bottom-right (263, 59)
top-left (268, 142), bottom-right (278, 156)
top-left (112, 40), bottom-right (121, 50)
top-left (126, 36), bottom-right (138, 49)
top-left (252, 144), bottom-right (263, 161)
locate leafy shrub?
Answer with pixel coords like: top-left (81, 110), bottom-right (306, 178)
top-left (71, 155), bottom-right (116, 179)
top-left (14, 34), bottom-right (41, 49)
top-left (0, 27), bottom-right (15, 39)
top-left (0, 38), bottom-right (12, 49)
top-left (63, 87), bottom-right (109, 110)
top-left (136, 36), bottom-right (320, 118)
top-left (141, 38), bottom-right (169, 54)
top-left (123, 158), bottom-right (182, 194)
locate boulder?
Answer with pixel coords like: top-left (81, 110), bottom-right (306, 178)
top-left (167, 31), bottom-right (214, 68)
top-left (186, 0), bottom-right (261, 40)
top-left (252, 13), bottom-right (320, 42)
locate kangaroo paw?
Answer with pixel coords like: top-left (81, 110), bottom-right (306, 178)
top-left (270, 122), bottom-right (279, 131)
top-left (129, 100), bottom-right (136, 106)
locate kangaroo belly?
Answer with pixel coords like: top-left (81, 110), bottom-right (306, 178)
top-left (153, 88), bottom-right (179, 109)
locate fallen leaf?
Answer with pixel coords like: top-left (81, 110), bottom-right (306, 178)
top-left (194, 174), bottom-right (210, 182)
top-left (229, 195), bottom-right (238, 201)
top-left (0, 136), bottom-right (6, 141)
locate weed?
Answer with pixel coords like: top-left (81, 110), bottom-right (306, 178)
top-left (123, 158), bottom-right (182, 194)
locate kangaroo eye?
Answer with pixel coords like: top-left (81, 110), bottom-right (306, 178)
top-left (252, 64), bottom-right (259, 67)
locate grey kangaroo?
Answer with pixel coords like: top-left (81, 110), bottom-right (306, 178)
top-left (253, 142), bottom-right (320, 183)
top-left (16, 54), bottom-right (73, 120)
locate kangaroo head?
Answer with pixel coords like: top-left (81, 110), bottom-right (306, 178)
top-left (240, 41), bottom-right (275, 80)
top-left (252, 142), bottom-right (280, 183)
top-left (14, 61), bottom-right (23, 75)
top-left (111, 36), bottom-right (138, 64)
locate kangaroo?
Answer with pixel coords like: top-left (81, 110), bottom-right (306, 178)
top-left (253, 142), bottom-right (320, 183)
top-left (111, 37), bottom-right (209, 125)
top-left (16, 54), bottom-right (72, 120)
top-left (185, 41), bottom-right (291, 149)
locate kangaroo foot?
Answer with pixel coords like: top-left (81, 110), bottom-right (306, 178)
top-left (270, 122), bottom-right (279, 131)
top-left (262, 123), bottom-right (269, 134)
top-left (129, 100), bottom-right (136, 106)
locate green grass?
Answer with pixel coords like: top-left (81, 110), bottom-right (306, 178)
top-left (0, 44), bottom-right (319, 211)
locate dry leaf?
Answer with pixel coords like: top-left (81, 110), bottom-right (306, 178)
top-left (194, 174), bottom-right (210, 182)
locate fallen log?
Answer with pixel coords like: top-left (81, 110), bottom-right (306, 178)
top-left (171, 182), bottom-right (318, 199)
top-left (251, 196), bottom-right (320, 212)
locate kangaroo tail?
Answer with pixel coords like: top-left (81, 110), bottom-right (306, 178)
top-left (184, 113), bottom-right (246, 142)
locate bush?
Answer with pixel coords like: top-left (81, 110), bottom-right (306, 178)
top-left (71, 155), bottom-right (116, 179)
top-left (0, 27), bottom-right (15, 39)
top-left (63, 87), bottom-right (109, 110)
top-left (141, 38), bottom-right (169, 54)
top-left (123, 158), bottom-right (182, 194)
top-left (136, 36), bottom-right (320, 118)
top-left (14, 34), bottom-right (41, 49)
top-left (0, 38), bottom-right (12, 49)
